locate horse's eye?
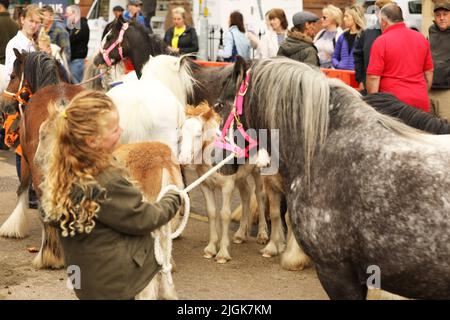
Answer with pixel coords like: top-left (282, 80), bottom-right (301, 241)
top-left (10, 74), bottom-right (15, 80)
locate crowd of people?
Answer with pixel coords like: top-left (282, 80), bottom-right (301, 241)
top-left (218, 1), bottom-right (449, 117)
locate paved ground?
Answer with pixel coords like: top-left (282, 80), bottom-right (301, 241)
top-left (0, 149), bottom-right (328, 300)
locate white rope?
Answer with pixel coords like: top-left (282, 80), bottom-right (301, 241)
top-left (152, 151), bottom-right (236, 287)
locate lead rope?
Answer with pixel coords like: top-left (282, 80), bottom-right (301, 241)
top-left (153, 151), bottom-right (237, 286)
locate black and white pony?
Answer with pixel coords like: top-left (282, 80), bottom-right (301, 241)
top-left (218, 56), bottom-right (450, 300)
top-left (93, 17), bottom-right (236, 107)
top-left (94, 17), bottom-right (172, 79)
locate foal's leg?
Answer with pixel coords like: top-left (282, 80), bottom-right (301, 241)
top-left (233, 177), bottom-right (251, 244)
top-left (280, 213), bottom-right (311, 271)
top-left (0, 157), bottom-right (30, 238)
top-left (253, 171), bottom-right (269, 245)
top-left (200, 184), bottom-right (219, 259)
top-left (216, 179), bottom-right (234, 264)
top-left (261, 184), bottom-right (286, 257)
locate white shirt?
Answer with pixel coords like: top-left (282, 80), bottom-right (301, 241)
top-left (2, 30), bottom-right (36, 90)
top-left (256, 29), bottom-right (287, 59)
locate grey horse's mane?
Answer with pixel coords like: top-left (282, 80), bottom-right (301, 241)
top-left (249, 57), bottom-right (422, 184)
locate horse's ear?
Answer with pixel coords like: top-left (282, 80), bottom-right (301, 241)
top-left (117, 15), bottom-right (126, 25)
top-left (233, 56), bottom-right (247, 82)
top-left (179, 54), bottom-right (191, 70)
top-left (13, 48), bottom-right (23, 61)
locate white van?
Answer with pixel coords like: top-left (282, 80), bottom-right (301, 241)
top-left (357, 0), bottom-right (422, 31)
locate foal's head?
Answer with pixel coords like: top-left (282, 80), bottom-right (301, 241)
top-left (179, 102), bottom-right (221, 165)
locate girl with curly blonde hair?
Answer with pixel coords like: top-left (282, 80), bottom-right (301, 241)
top-left (40, 90), bottom-right (181, 300)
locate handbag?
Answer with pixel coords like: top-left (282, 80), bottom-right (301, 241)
top-left (224, 31), bottom-right (238, 62)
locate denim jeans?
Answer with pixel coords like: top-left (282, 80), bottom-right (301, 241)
top-left (69, 58), bottom-right (85, 84)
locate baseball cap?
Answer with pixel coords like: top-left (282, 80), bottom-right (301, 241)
top-left (128, 0), bottom-right (143, 6)
top-left (434, 1), bottom-right (450, 12)
top-left (292, 11), bottom-right (319, 27)
top-left (112, 5), bottom-right (124, 12)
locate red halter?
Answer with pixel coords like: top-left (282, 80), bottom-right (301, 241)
top-left (215, 70), bottom-right (258, 158)
top-left (101, 22), bottom-right (129, 67)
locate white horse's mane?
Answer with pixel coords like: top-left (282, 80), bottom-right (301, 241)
top-left (141, 54), bottom-right (196, 105)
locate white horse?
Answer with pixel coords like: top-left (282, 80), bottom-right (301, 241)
top-left (106, 55), bottom-right (194, 156)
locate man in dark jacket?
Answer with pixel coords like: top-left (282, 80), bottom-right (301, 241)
top-left (277, 11), bottom-right (319, 66)
top-left (65, 4), bottom-right (90, 84)
top-left (102, 5), bottom-right (124, 40)
top-left (41, 5), bottom-right (71, 61)
top-left (0, 0), bottom-right (18, 65)
top-left (353, 0), bottom-right (393, 94)
top-left (429, 1), bottom-right (450, 119)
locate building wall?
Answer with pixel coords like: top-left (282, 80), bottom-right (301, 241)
top-left (304, 0), bottom-right (355, 16)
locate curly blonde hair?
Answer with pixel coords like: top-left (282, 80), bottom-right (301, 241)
top-left (40, 90), bottom-right (119, 237)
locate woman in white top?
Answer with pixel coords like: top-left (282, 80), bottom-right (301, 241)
top-left (313, 4), bottom-right (344, 69)
top-left (256, 8), bottom-right (288, 59)
top-left (3, 4), bottom-right (41, 89)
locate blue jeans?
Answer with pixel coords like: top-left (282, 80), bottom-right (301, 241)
top-left (69, 58), bottom-right (85, 84)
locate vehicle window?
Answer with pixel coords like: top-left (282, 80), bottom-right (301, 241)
top-left (409, 1), bottom-right (422, 14)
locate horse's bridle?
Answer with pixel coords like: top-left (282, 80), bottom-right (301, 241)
top-left (215, 70), bottom-right (258, 158)
top-left (101, 22), bottom-right (129, 67)
top-left (2, 72), bottom-right (33, 106)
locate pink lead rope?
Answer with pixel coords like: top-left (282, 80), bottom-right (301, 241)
top-left (215, 70), bottom-right (258, 158)
top-left (101, 23), bottom-right (129, 67)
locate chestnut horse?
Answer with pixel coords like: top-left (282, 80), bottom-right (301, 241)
top-left (0, 50), bottom-right (83, 268)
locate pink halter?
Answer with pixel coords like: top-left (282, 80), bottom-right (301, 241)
top-left (101, 23), bottom-right (129, 67)
top-left (215, 70), bottom-right (258, 158)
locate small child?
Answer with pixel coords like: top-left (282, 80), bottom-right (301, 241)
top-left (37, 29), bottom-right (63, 62)
top-left (40, 90), bottom-right (181, 300)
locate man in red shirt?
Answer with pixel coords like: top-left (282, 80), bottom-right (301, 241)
top-left (366, 3), bottom-right (434, 112)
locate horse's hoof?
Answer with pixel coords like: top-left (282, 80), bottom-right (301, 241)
top-left (233, 237), bottom-right (245, 244)
top-left (260, 242), bottom-right (279, 258)
top-left (280, 253), bottom-right (311, 271)
top-left (215, 251), bottom-right (231, 264)
top-left (256, 234), bottom-right (269, 245)
top-left (203, 252), bottom-right (215, 259)
top-left (216, 257), bottom-right (230, 264)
